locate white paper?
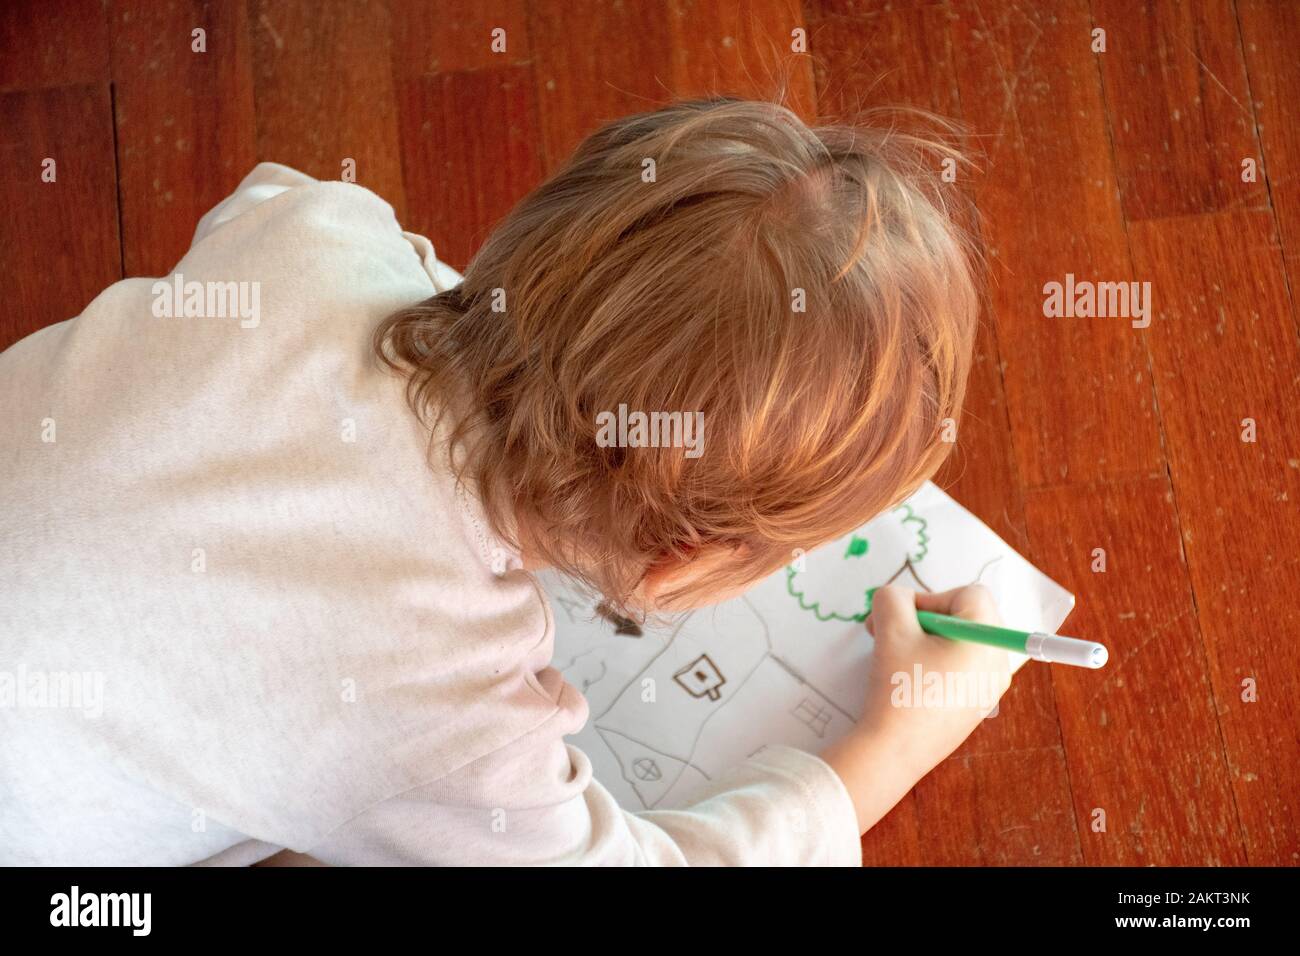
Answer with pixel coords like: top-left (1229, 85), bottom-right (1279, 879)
top-left (543, 481), bottom-right (1075, 810)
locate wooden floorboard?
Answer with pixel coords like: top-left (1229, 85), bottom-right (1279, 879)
top-left (0, 83), bottom-right (121, 349)
top-left (396, 66), bottom-right (545, 272)
top-left (110, 0), bottom-right (257, 276)
top-left (0, 0), bottom-right (110, 93)
top-left (667, 0), bottom-right (818, 122)
top-left (1092, 0), bottom-right (1265, 221)
top-left (526, 1), bottom-right (679, 172)
top-left (1025, 475), bottom-right (1246, 865)
top-left (949, 0), bottom-right (1166, 490)
top-left (391, 0), bottom-right (532, 76)
top-left (1127, 208), bottom-right (1300, 863)
top-left (1237, 0), bottom-right (1300, 303)
top-left (248, 0), bottom-right (407, 220)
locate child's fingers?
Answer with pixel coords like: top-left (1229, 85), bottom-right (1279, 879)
top-left (913, 584), bottom-right (1000, 625)
top-left (864, 584), bottom-right (919, 640)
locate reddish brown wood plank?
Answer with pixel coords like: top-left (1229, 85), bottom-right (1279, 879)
top-left (249, 0), bottom-right (406, 218)
top-left (397, 66), bottom-right (545, 272)
top-left (0, 0), bottom-right (110, 92)
top-left (526, 0), bottom-right (677, 172)
top-left (809, 2), bottom-right (961, 121)
top-left (1127, 208), bottom-right (1300, 864)
top-left (1238, 0), bottom-right (1300, 302)
top-left (1025, 476), bottom-right (1246, 865)
top-left (809, 0), bottom-right (945, 16)
top-left (0, 84), bottom-right (120, 349)
top-left (666, 0), bottom-right (817, 123)
top-left (110, 0), bottom-right (257, 276)
top-left (860, 791), bottom-right (923, 865)
top-left (914, 748), bottom-right (1081, 865)
top-left (948, 0), bottom-right (1164, 489)
top-left (391, 0), bottom-right (530, 76)
top-left (1092, 0), bottom-right (1264, 221)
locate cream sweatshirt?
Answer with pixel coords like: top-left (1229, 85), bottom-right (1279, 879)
top-left (0, 164), bottom-right (862, 866)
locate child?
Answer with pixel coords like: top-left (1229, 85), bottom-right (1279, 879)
top-left (0, 97), bottom-right (1006, 866)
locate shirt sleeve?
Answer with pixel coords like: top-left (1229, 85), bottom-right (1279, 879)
top-left (299, 685), bottom-right (863, 867)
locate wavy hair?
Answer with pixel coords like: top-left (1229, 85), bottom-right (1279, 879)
top-left (376, 97), bottom-right (982, 614)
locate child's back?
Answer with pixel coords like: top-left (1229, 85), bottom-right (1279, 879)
top-left (0, 166), bottom-right (566, 863)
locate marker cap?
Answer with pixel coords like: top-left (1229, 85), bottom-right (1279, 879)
top-left (1025, 632), bottom-right (1108, 669)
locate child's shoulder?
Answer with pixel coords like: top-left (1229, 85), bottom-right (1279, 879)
top-left (192, 162), bottom-right (405, 258)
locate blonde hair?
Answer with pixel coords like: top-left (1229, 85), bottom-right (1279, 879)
top-left (376, 97), bottom-right (981, 613)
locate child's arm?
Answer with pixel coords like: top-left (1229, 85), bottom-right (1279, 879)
top-left (283, 585), bottom-right (1010, 867)
top-left (819, 584), bottom-right (1012, 832)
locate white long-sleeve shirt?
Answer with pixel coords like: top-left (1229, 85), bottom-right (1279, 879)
top-left (0, 164), bottom-right (862, 866)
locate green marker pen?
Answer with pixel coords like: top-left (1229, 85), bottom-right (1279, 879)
top-left (866, 589), bottom-right (1108, 669)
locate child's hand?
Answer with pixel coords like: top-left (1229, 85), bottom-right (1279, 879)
top-left (819, 584), bottom-right (1013, 833)
top-left (859, 584), bottom-right (1012, 778)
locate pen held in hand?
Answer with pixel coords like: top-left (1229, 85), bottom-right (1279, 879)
top-left (914, 610), bottom-right (1108, 669)
top-left (866, 587), bottom-right (1108, 669)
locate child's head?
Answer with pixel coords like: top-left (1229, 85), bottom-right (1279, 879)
top-left (378, 97), bottom-right (980, 614)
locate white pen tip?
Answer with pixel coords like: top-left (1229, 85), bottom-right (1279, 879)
top-left (1026, 632), bottom-right (1109, 669)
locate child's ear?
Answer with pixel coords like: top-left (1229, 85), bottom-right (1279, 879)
top-left (633, 542), bottom-right (752, 611)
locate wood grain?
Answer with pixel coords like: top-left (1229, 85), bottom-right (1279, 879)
top-left (859, 790), bottom-right (923, 865)
top-left (666, 0), bottom-right (817, 123)
top-left (397, 65), bottom-right (545, 271)
top-left (808, 1), bottom-right (961, 123)
top-left (526, 0), bottom-right (677, 172)
top-left (1092, 0), bottom-right (1264, 221)
top-left (1237, 0), bottom-right (1300, 305)
top-left (0, 0), bottom-right (110, 92)
top-left (1025, 476), bottom-right (1246, 865)
top-left (0, 84), bottom-right (120, 349)
top-left (915, 747), bottom-right (1081, 865)
top-left (1127, 208), bottom-right (1300, 864)
top-left (249, 0), bottom-right (406, 218)
top-left (391, 0), bottom-right (531, 76)
top-left (949, 0), bottom-right (1165, 490)
top-left (812, 1), bottom-right (1079, 864)
top-left (110, 0), bottom-right (257, 276)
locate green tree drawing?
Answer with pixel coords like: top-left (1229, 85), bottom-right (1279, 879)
top-left (786, 504), bottom-right (929, 622)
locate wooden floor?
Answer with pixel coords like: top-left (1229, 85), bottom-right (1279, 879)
top-left (2, 0), bottom-right (1296, 866)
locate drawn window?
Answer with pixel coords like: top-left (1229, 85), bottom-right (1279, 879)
top-left (791, 698), bottom-right (832, 738)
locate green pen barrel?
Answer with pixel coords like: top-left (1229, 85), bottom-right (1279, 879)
top-left (914, 610), bottom-right (1030, 653)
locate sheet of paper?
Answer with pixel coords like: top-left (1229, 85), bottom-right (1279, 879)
top-left (542, 481), bottom-right (1076, 811)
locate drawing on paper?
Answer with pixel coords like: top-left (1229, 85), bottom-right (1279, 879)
top-left (786, 503), bottom-right (934, 622)
top-left (672, 654), bottom-right (726, 701)
top-left (791, 698), bottom-right (834, 738)
top-left (580, 595), bottom-right (857, 809)
top-left (543, 481), bottom-right (1076, 812)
